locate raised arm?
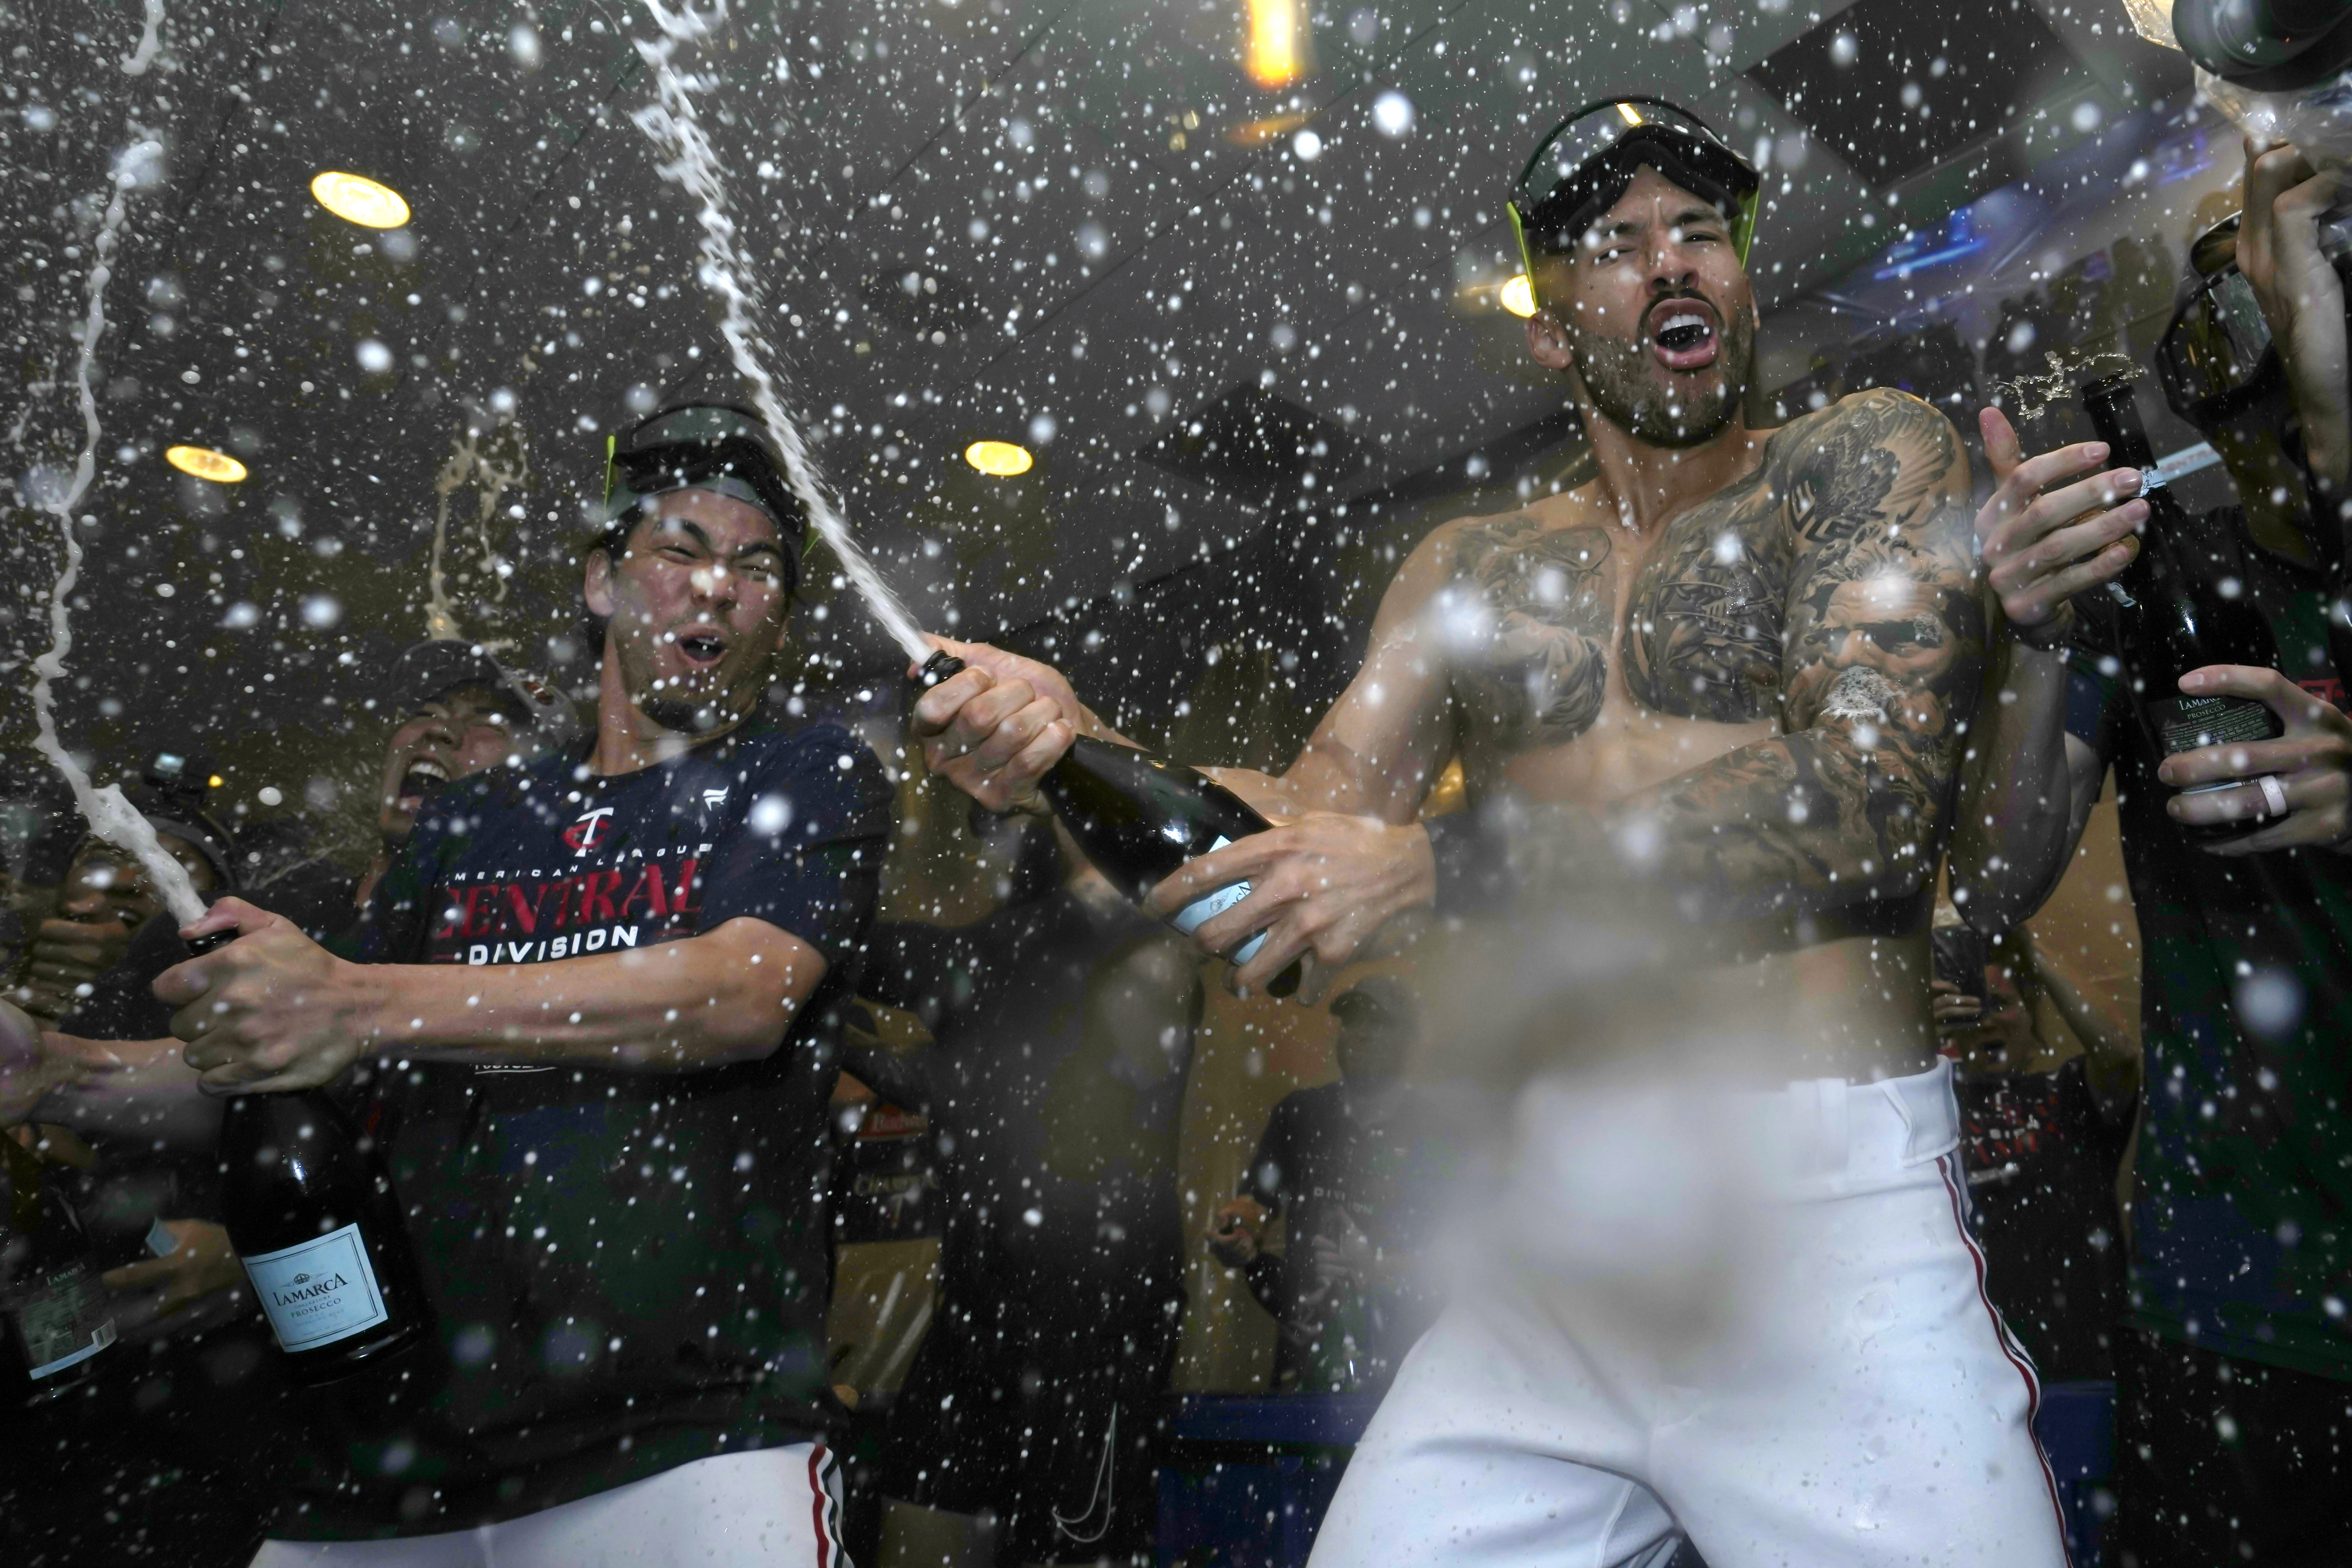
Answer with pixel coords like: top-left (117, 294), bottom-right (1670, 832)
top-left (912, 521), bottom-right (1465, 823)
top-left (157, 898), bottom-right (828, 1094)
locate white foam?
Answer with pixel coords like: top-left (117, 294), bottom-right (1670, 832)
top-left (27, 129), bottom-right (206, 930)
top-left (631, 0), bottom-right (930, 663)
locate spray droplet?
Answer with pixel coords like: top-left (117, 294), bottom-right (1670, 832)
top-left (1371, 91), bottom-right (1414, 137)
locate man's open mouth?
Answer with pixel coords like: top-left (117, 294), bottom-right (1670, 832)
top-left (674, 632), bottom-right (728, 667)
top-left (395, 757), bottom-right (450, 812)
top-left (1648, 299), bottom-right (1721, 371)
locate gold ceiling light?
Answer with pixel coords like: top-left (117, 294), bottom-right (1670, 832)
top-left (166, 445), bottom-right (249, 483)
top-left (1243, 0), bottom-right (1311, 90)
top-left (1499, 275), bottom-right (1537, 318)
top-left (964, 440), bottom-right (1034, 477)
top-left (309, 169), bottom-right (411, 229)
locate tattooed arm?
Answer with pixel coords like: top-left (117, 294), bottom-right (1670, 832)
top-left (1509, 390), bottom-right (1988, 918)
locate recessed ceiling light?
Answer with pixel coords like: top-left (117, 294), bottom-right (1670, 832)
top-left (964, 440), bottom-right (1034, 477)
top-left (310, 170), bottom-right (411, 229)
top-left (166, 445), bottom-right (249, 484)
top-left (1243, 0), bottom-right (1310, 89)
top-left (1499, 275), bottom-right (1536, 318)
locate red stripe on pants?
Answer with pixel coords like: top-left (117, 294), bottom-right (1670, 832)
top-left (1937, 1152), bottom-right (2073, 1567)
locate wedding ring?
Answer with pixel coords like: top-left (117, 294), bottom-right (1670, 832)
top-left (2258, 775), bottom-right (2290, 817)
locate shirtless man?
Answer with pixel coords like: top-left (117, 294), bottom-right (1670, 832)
top-left (913, 100), bottom-right (2065, 1567)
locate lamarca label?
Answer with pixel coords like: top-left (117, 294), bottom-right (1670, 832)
top-left (239, 1222), bottom-right (389, 1352)
top-left (2154, 694), bottom-right (2280, 757)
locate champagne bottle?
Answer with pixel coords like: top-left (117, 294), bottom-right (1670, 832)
top-left (918, 653), bottom-right (1303, 996)
top-left (191, 932), bottom-right (428, 1382)
top-left (2080, 373), bottom-right (2287, 843)
top-left (1, 1129), bottom-right (117, 1403)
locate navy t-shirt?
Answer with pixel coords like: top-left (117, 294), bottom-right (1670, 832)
top-left (280, 717), bottom-right (893, 1538)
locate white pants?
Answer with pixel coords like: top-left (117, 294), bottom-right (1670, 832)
top-left (1310, 1060), bottom-right (2070, 1568)
top-left (250, 1445), bottom-right (850, 1568)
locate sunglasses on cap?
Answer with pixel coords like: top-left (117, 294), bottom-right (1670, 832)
top-left (1508, 98), bottom-right (1762, 316)
top-left (600, 402), bottom-right (807, 586)
top-left (2155, 215), bottom-right (2289, 431)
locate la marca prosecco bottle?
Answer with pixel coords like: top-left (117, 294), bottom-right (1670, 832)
top-left (919, 653), bottom-right (1303, 996)
top-left (2080, 373), bottom-right (2286, 843)
top-left (1, 1130), bottom-right (117, 1404)
top-left (194, 933), bottom-right (427, 1382)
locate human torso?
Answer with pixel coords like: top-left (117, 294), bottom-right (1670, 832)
top-left (294, 719), bottom-right (891, 1537)
top-left (2071, 528), bottom-right (2352, 1379)
top-left (1433, 429), bottom-right (1935, 1080)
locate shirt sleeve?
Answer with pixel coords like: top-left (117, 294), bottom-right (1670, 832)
top-left (696, 728), bottom-right (894, 967)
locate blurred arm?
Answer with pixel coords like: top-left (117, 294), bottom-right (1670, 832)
top-left (11, 1026), bottom-right (224, 1149)
top-left (1948, 640), bottom-right (2105, 934)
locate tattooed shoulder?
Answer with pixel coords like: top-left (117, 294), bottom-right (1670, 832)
top-left (1767, 387), bottom-right (1973, 557)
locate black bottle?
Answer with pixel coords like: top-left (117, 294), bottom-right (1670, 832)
top-left (1, 1129), bottom-right (117, 1404)
top-left (2081, 373), bottom-right (2286, 843)
top-left (919, 653), bottom-right (1303, 995)
top-left (192, 933), bottom-right (428, 1383)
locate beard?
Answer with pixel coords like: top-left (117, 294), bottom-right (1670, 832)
top-left (1565, 298), bottom-right (1756, 449)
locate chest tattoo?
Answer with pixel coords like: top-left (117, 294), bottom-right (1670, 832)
top-left (1443, 514), bottom-right (1615, 749)
top-left (1621, 474), bottom-right (1794, 724)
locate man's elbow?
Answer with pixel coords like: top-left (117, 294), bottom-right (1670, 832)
top-left (700, 976), bottom-right (804, 1065)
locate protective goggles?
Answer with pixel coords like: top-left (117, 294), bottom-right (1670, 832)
top-left (601, 401), bottom-right (806, 585)
top-left (1508, 98), bottom-right (1761, 314)
top-left (2155, 216), bottom-right (2286, 431)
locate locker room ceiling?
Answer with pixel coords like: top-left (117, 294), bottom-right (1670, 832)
top-left (4, 0), bottom-right (2189, 697)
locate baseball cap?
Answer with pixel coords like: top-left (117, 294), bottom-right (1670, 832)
top-left (386, 639), bottom-right (585, 758)
top-left (600, 401), bottom-right (805, 592)
top-left (1330, 975), bottom-right (1418, 1034)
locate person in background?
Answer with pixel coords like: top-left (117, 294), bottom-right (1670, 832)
top-left (1954, 135), bottom-right (2352, 1567)
top-left (1209, 977), bottom-right (1447, 1397)
top-left (52, 643), bottom-right (585, 1052)
top-left (356, 639), bottom-right (585, 907)
top-left (1931, 911), bottom-right (2139, 1383)
top-left (856, 807), bottom-right (1201, 1568)
top-left (8, 758), bottom-right (236, 1024)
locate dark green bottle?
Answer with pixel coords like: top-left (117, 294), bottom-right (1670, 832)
top-left (2081, 373), bottom-right (2286, 843)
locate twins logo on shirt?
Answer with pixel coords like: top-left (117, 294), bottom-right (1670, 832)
top-left (562, 806), bottom-right (617, 857)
